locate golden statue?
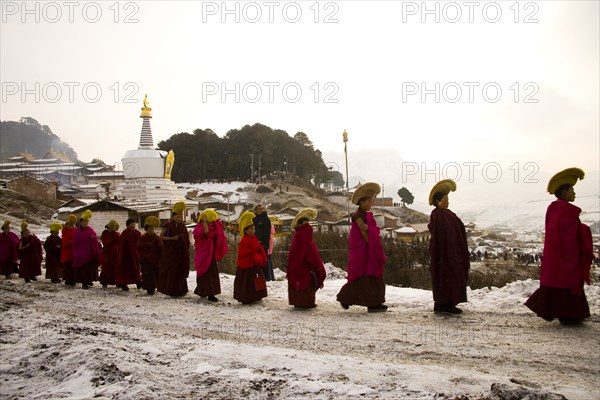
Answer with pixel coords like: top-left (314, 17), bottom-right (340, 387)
top-left (164, 149), bottom-right (175, 179)
top-left (140, 94), bottom-right (152, 118)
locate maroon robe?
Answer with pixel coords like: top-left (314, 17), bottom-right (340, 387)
top-left (427, 207), bottom-right (470, 307)
top-left (99, 230), bottom-right (120, 286)
top-left (137, 233), bottom-right (161, 292)
top-left (43, 234), bottom-right (62, 280)
top-left (19, 235), bottom-right (43, 279)
top-left (287, 223), bottom-right (326, 307)
top-left (234, 235), bottom-right (268, 303)
top-left (0, 231), bottom-right (20, 277)
top-left (158, 220), bottom-right (190, 297)
top-left (116, 228), bottom-right (142, 286)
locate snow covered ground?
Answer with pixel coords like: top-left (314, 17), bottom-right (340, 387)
top-left (1, 264), bottom-right (599, 399)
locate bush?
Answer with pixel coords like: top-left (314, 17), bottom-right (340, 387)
top-left (213, 230), bottom-right (540, 290)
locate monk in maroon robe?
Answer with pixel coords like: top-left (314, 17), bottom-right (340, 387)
top-left (0, 221), bottom-right (20, 278)
top-left (428, 189), bottom-right (470, 314)
top-left (158, 209), bottom-right (190, 297)
top-left (137, 217), bottom-right (162, 295)
top-left (19, 225), bottom-right (43, 282)
top-left (43, 223), bottom-right (62, 282)
top-left (99, 221), bottom-right (120, 287)
top-left (526, 182), bottom-right (594, 324)
top-left (116, 219), bottom-right (142, 291)
top-left (287, 210), bottom-right (326, 308)
top-left (234, 211), bottom-right (268, 304)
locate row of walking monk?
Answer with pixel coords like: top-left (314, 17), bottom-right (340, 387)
top-left (0, 168), bottom-right (595, 323)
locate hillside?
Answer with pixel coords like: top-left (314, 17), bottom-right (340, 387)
top-left (0, 188), bottom-right (56, 227)
top-left (0, 118), bottom-right (79, 162)
top-left (181, 174), bottom-right (429, 224)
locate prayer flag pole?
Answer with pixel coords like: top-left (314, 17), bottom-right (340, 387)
top-left (343, 129), bottom-right (350, 223)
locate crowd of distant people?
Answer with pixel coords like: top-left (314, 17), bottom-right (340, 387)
top-left (0, 168), bottom-right (596, 325)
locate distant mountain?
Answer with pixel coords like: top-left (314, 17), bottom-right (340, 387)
top-left (323, 150), bottom-right (600, 233)
top-left (0, 117), bottom-right (79, 162)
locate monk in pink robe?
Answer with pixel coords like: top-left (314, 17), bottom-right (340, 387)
top-left (526, 183), bottom-right (594, 324)
top-left (337, 190), bottom-right (387, 312)
top-left (193, 210), bottom-right (228, 301)
top-left (72, 215), bottom-right (102, 289)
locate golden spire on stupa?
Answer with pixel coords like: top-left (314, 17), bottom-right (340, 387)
top-left (140, 94), bottom-right (152, 118)
top-left (138, 94), bottom-right (154, 149)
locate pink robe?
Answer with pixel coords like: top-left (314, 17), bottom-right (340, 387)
top-left (193, 220), bottom-right (228, 277)
top-left (72, 226), bottom-right (102, 269)
top-left (347, 211), bottom-right (386, 282)
top-left (540, 199), bottom-right (593, 290)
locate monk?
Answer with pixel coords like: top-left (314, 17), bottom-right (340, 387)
top-left (427, 180), bottom-right (470, 314)
top-left (234, 211), bottom-right (268, 304)
top-left (99, 220), bottom-right (120, 288)
top-left (43, 222), bottom-right (63, 283)
top-left (72, 210), bottom-right (102, 289)
top-left (18, 221), bottom-right (43, 282)
top-left (137, 216), bottom-right (162, 295)
top-left (158, 202), bottom-right (190, 297)
top-left (60, 214), bottom-right (77, 286)
top-left (526, 168), bottom-right (594, 325)
top-left (287, 208), bottom-right (326, 309)
top-left (193, 209), bottom-right (228, 302)
top-left (0, 220), bottom-right (20, 279)
top-left (116, 219), bottom-right (142, 291)
top-left (337, 183), bottom-right (387, 312)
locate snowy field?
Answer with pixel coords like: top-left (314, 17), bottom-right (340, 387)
top-left (1, 264), bottom-right (599, 399)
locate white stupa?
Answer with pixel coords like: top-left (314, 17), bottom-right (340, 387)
top-left (118, 95), bottom-right (184, 204)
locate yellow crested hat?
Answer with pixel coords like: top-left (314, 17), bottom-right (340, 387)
top-left (67, 214), bottom-right (77, 225)
top-left (199, 209), bottom-right (219, 223)
top-left (143, 216), bottom-right (161, 228)
top-left (547, 167), bottom-right (585, 194)
top-left (239, 211), bottom-right (256, 238)
top-left (2, 220), bottom-right (10, 230)
top-left (20, 220), bottom-right (28, 232)
top-left (106, 219), bottom-right (119, 231)
top-left (351, 182), bottom-right (381, 205)
top-left (429, 179), bottom-right (457, 206)
top-left (81, 209), bottom-right (92, 221)
top-left (292, 208), bottom-right (318, 230)
top-left (50, 222), bottom-right (63, 232)
top-left (172, 201), bottom-right (186, 215)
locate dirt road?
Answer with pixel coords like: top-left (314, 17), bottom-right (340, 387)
top-left (1, 277), bottom-right (598, 399)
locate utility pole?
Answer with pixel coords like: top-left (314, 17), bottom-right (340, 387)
top-left (258, 154), bottom-right (262, 184)
top-left (250, 154), bottom-right (254, 183)
top-left (343, 129), bottom-right (350, 223)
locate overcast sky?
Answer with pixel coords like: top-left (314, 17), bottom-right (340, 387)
top-left (1, 1), bottom-right (599, 182)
